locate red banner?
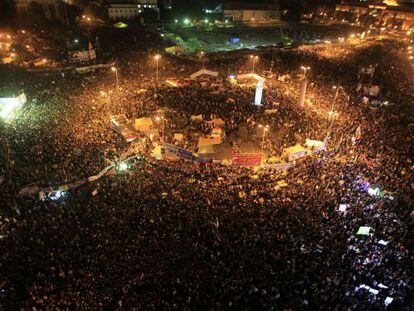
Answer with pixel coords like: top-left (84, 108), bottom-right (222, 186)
top-left (232, 153), bottom-right (262, 166)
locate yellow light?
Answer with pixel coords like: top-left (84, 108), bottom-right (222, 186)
top-left (111, 66), bottom-right (117, 72)
top-left (154, 54), bottom-right (161, 60)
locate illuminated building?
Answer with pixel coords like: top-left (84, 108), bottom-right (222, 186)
top-left (207, 0), bottom-right (280, 23)
top-left (107, 0), bottom-right (159, 20)
top-left (335, 1), bottom-right (414, 30)
top-left (0, 91), bottom-right (27, 120)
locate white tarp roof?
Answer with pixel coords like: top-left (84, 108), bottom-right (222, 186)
top-left (237, 73), bottom-right (265, 81)
top-left (198, 144), bottom-right (215, 154)
top-left (134, 117), bottom-right (153, 131)
top-left (305, 139), bottom-right (324, 149)
top-left (191, 114), bottom-right (203, 121)
top-left (151, 145), bottom-right (163, 160)
top-left (283, 144), bottom-right (307, 155)
top-left (190, 69), bottom-right (219, 79)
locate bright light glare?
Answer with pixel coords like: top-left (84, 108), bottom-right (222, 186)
top-left (0, 94), bottom-right (26, 120)
top-left (49, 190), bottom-right (65, 200)
top-left (368, 187), bottom-right (380, 197)
top-left (118, 162), bottom-right (128, 171)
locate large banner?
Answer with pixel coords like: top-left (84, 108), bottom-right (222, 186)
top-left (232, 153), bottom-right (262, 166)
top-left (254, 78), bottom-right (264, 106)
top-left (162, 143), bottom-right (196, 161)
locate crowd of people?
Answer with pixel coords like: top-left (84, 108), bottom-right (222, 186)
top-left (0, 26), bottom-right (413, 309)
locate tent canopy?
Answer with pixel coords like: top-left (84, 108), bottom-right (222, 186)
top-left (165, 46), bottom-right (186, 54)
top-left (283, 144), bottom-right (307, 155)
top-left (283, 144), bottom-right (308, 161)
top-left (114, 22), bottom-right (128, 28)
top-left (197, 136), bottom-right (222, 148)
top-left (191, 114), bottom-right (203, 121)
top-left (305, 139), bottom-right (324, 149)
top-left (165, 79), bottom-right (179, 87)
top-left (134, 117), bottom-right (153, 131)
top-left (151, 145), bottom-right (163, 160)
top-left (237, 73), bottom-right (265, 81)
top-left (198, 143), bottom-right (233, 161)
top-left (198, 144), bottom-right (215, 154)
top-left (190, 69), bottom-right (219, 79)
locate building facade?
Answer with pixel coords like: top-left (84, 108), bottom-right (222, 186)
top-left (213, 1), bottom-right (280, 23)
top-left (335, 1), bottom-right (414, 30)
top-left (107, 0), bottom-right (158, 20)
top-left (14, 0), bottom-right (63, 21)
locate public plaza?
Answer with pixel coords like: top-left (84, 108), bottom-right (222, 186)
top-left (0, 0), bottom-right (414, 309)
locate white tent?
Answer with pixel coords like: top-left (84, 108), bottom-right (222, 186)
top-left (305, 139), bottom-right (324, 149)
top-left (206, 118), bottom-right (225, 127)
top-left (191, 114), bottom-right (203, 121)
top-left (134, 117), bottom-right (153, 132)
top-left (151, 145), bottom-right (163, 160)
top-left (237, 73), bottom-right (265, 82)
top-left (198, 144), bottom-right (215, 154)
top-left (174, 133), bottom-right (184, 141)
top-left (190, 69), bottom-right (219, 79)
top-left (283, 144), bottom-right (308, 162)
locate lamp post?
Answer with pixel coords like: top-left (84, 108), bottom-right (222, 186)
top-left (250, 55), bottom-right (258, 73)
top-left (326, 85), bottom-right (341, 141)
top-left (200, 51), bottom-right (205, 69)
top-left (301, 65), bottom-right (310, 77)
top-left (111, 66), bottom-right (119, 91)
top-left (154, 54), bottom-right (161, 82)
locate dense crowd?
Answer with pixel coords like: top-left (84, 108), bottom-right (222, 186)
top-left (0, 27), bottom-right (413, 310)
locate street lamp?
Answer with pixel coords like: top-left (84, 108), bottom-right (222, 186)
top-left (326, 85), bottom-right (342, 141)
top-left (111, 66), bottom-right (119, 90)
top-left (154, 54), bottom-right (161, 82)
top-left (200, 51), bottom-right (205, 69)
top-left (250, 55), bottom-right (259, 73)
top-left (300, 65), bottom-right (310, 77)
